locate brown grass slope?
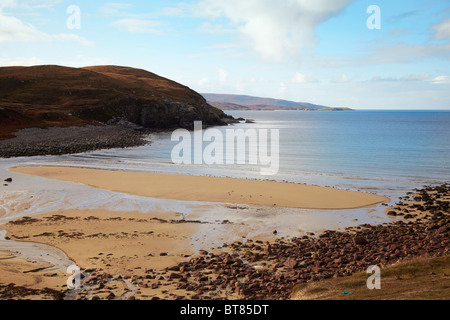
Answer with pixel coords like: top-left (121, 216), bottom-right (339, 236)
top-left (0, 65), bottom-right (228, 140)
top-left (292, 255), bottom-right (450, 300)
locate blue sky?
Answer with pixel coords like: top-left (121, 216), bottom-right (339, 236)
top-left (0, 0), bottom-right (449, 109)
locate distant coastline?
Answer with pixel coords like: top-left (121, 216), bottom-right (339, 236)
top-left (202, 93), bottom-right (352, 111)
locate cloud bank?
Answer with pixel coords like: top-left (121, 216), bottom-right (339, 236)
top-left (196, 0), bottom-right (353, 62)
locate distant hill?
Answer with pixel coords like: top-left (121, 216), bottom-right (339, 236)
top-left (202, 93), bottom-right (351, 111)
top-left (0, 65), bottom-right (230, 140)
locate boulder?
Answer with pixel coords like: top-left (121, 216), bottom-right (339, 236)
top-left (354, 236), bottom-right (369, 245)
top-left (283, 258), bottom-right (298, 269)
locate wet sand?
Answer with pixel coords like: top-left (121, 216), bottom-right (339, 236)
top-left (1, 166), bottom-right (393, 300)
top-left (3, 210), bottom-right (199, 273)
top-left (1, 184), bottom-right (448, 300)
top-left (11, 166), bottom-right (389, 210)
top-left (1, 177), bottom-right (448, 300)
top-left (1, 209), bottom-right (202, 300)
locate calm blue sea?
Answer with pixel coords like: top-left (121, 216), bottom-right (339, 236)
top-left (64, 110), bottom-right (450, 200)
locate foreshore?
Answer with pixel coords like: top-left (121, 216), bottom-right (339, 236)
top-left (10, 166), bottom-right (389, 210)
top-left (0, 125), bottom-right (148, 158)
top-left (0, 183), bottom-right (448, 300)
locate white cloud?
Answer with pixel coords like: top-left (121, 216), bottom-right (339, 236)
top-left (371, 74), bottom-right (430, 82)
top-left (332, 73), bottom-right (350, 83)
top-left (99, 3), bottom-right (133, 17)
top-left (195, 0), bottom-right (353, 62)
top-left (368, 42), bottom-right (450, 64)
top-left (198, 77), bottom-right (209, 87)
top-left (279, 82), bottom-right (287, 95)
top-left (402, 74), bottom-right (430, 81)
top-left (217, 68), bottom-right (228, 84)
top-left (0, 55), bottom-right (111, 68)
top-left (101, 3), bottom-right (166, 35)
top-left (0, 12), bottom-right (94, 46)
top-left (432, 75), bottom-right (450, 84)
top-left (196, 22), bottom-right (234, 35)
top-left (0, 56), bottom-right (43, 66)
top-left (111, 18), bottom-right (163, 34)
top-left (23, 0), bottom-right (62, 10)
top-left (1, 0), bottom-right (62, 10)
top-left (0, 0), bottom-right (17, 9)
top-left (432, 17), bottom-right (450, 40)
top-left (292, 72), bottom-right (318, 83)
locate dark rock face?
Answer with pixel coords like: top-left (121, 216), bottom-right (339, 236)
top-left (108, 97), bottom-right (227, 130)
top-left (0, 65), bottom-right (237, 157)
top-left (0, 65), bottom-right (233, 141)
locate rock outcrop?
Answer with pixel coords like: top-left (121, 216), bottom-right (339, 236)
top-left (0, 65), bottom-right (232, 140)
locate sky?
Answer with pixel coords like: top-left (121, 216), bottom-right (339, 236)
top-left (0, 0), bottom-right (449, 109)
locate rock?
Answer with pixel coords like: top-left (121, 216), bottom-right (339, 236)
top-left (43, 273), bottom-right (58, 277)
top-left (4, 178), bottom-right (12, 183)
top-left (248, 283), bottom-right (260, 291)
top-left (151, 282), bottom-right (160, 289)
top-left (354, 236), bottom-right (369, 245)
top-left (283, 258), bottom-right (298, 269)
top-left (437, 225), bottom-right (449, 234)
top-left (263, 243), bottom-right (272, 255)
top-left (167, 266), bottom-right (179, 271)
top-left (106, 292), bottom-right (115, 300)
top-left (169, 273), bottom-right (182, 280)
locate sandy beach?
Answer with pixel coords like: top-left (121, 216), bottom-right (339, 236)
top-left (10, 166), bottom-right (389, 210)
top-left (1, 209), bottom-right (204, 300)
top-left (1, 184), bottom-right (448, 300)
top-left (0, 165), bottom-right (391, 300)
top-left (2, 167), bottom-right (448, 301)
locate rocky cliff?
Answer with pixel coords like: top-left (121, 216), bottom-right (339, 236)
top-left (0, 65), bottom-right (231, 140)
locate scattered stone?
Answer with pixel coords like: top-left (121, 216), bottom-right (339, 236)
top-left (284, 258), bottom-right (298, 269)
top-left (354, 236), bottom-right (369, 245)
top-left (3, 183), bottom-right (448, 301)
top-left (43, 273), bottom-right (58, 278)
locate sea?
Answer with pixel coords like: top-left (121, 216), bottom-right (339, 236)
top-left (1, 110), bottom-right (449, 246)
top-left (65, 110), bottom-right (450, 195)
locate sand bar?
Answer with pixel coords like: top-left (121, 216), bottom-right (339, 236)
top-left (11, 166), bottom-right (389, 209)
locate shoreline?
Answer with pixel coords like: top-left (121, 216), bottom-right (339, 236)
top-left (0, 183), bottom-right (448, 300)
top-left (10, 166), bottom-right (390, 210)
top-left (0, 124), bottom-right (149, 158)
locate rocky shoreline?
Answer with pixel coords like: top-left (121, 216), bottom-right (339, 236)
top-left (49, 183), bottom-right (448, 301)
top-left (0, 124), bottom-right (149, 158)
top-left (1, 184), bottom-right (448, 300)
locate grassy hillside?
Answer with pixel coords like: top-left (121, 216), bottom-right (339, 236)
top-left (292, 255), bottom-right (450, 300)
top-left (0, 65), bottom-right (229, 140)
